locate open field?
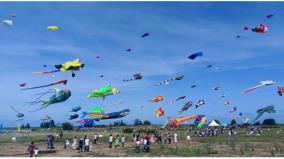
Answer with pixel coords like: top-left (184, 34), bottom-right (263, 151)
top-left (0, 126), bottom-right (284, 157)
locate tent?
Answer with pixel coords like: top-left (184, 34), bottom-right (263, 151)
top-left (208, 120), bottom-right (220, 127)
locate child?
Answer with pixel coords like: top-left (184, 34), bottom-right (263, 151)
top-left (89, 142), bottom-right (93, 152)
top-left (64, 138), bottom-right (70, 149)
top-left (135, 139), bottom-right (141, 153)
top-left (121, 134), bottom-right (126, 147)
top-left (114, 135), bottom-right (120, 148)
top-left (34, 147), bottom-right (39, 157)
top-left (109, 134), bottom-right (113, 148)
top-left (186, 135), bottom-right (191, 143)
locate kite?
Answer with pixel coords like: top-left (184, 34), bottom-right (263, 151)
top-left (82, 107), bottom-right (130, 121)
top-left (244, 26), bottom-right (250, 30)
top-left (126, 48), bottom-right (132, 52)
top-left (96, 56), bottom-right (100, 59)
top-left (206, 64), bottom-right (213, 68)
top-left (188, 52), bottom-right (203, 60)
top-left (195, 115), bottom-right (206, 129)
top-left (220, 94), bottom-right (226, 98)
top-left (87, 84), bottom-right (120, 100)
top-left (20, 80), bottom-right (67, 90)
top-left (236, 35), bottom-right (241, 39)
top-left (238, 113), bottom-right (243, 117)
top-left (195, 99), bottom-right (205, 109)
top-left (10, 106), bottom-right (24, 121)
top-left (68, 114), bottom-right (79, 120)
top-left (230, 107), bottom-right (237, 113)
top-left (47, 26), bottom-right (58, 31)
top-left (165, 115), bottom-right (199, 128)
top-left (277, 87), bottom-right (284, 96)
top-left (26, 88), bottom-right (71, 112)
top-left (213, 86), bottom-right (220, 91)
top-left (179, 101), bottom-right (193, 114)
top-left (41, 115), bottom-right (51, 122)
top-left (190, 85), bottom-right (197, 88)
top-left (123, 73), bottom-right (143, 82)
top-left (77, 118), bottom-right (94, 124)
top-left (20, 83), bottom-right (27, 87)
top-left (33, 59), bottom-right (84, 77)
top-left (3, 20), bottom-right (13, 27)
top-left (141, 32), bottom-right (149, 38)
top-left (266, 14), bottom-right (274, 19)
top-left (100, 75), bottom-right (104, 78)
top-left (252, 24), bottom-right (268, 33)
top-left (156, 75), bottom-right (184, 86)
top-left (251, 105), bottom-right (276, 124)
top-left (70, 106), bottom-right (82, 112)
top-left (241, 80), bottom-right (276, 94)
top-left (155, 107), bottom-right (165, 117)
top-left (224, 100), bottom-right (231, 105)
top-left (10, 13), bottom-right (16, 17)
top-left (149, 96), bottom-right (164, 102)
top-left (170, 96), bottom-right (186, 104)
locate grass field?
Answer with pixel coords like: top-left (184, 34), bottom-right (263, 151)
top-left (0, 125), bottom-right (283, 157)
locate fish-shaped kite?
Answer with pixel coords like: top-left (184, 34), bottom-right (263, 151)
top-left (3, 20), bottom-right (13, 27)
top-left (195, 99), bottom-right (205, 109)
top-left (241, 80), bottom-right (276, 94)
top-left (252, 24), bottom-right (268, 33)
top-left (251, 105), bottom-right (275, 124)
top-left (170, 96), bottom-right (186, 104)
top-left (149, 96), bottom-right (164, 102)
top-left (179, 101), bottom-right (193, 114)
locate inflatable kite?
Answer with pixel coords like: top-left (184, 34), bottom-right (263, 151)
top-left (82, 106), bottom-right (130, 121)
top-left (149, 96), bottom-right (164, 102)
top-left (170, 96), bottom-right (186, 104)
top-left (195, 99), bottom-right (205, 109)
top-left (252, 24), bottom-right (268, 33)
top-left (87, 84), bottom-right (120, 100)
top-left (165, 115), bottom-right (199, 128)
top-left (21, 80), bottom-right (67, 90)
top-left (123, 73), bottom-right (143, 82)
top-left (68, 114), bottom-right (79, 120)
top-left (155, 75), bottom-right (184, 86)
top-left (10, 106), bottom-right (24, 121)
top-left (155, 107), bottom-right (165, 117)
top-left (188, 52), bottom-right (203, 60)
top-left (241, 80), bottom-right (276, 94)
top-left (243, 26), bottom-right (250, 30)
top-left (126, 48), bottom-right (132, 52)
top-left (33, 59), bottom-right (84, 77)
top-left (141, 32), bottom-right (149, 38)
top-left (277, 87), bottom-right (284, 96)
top-left (70, 106), bottom-right (82, 112)
top-left (179, 101), bottom-right (193, 114)
top-left (3, 20), bottom-right (13, 27)
top-left (266, 14), bottom-right (274, 19)
top-left (224, 100), bottom-right (231, 105)
top-left (195, 115), bottom-right (206, 129)
top-left (213, 86), bottom-right (220, 90)
top-left (191, 85), bottom-right (197, 88)
top-left (27, 88), bottom-right (71, 112)
top-left (10, 13), bottom-right (16, 17)
top-left (251, 105), bottom-right (275, 124)
top-left (20, 83), bottom-right (27, 87)
top-left (47, 26), bottom-right (58, 31)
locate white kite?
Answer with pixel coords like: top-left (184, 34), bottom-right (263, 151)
top-left (241, 80), bottom-right (276, 94)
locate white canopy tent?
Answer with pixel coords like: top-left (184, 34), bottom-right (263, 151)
top-left (208, 120), bottom-right (220, 127)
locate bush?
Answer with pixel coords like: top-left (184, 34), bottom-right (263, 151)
top-left (62, 122), bottom-right (73, 130)
top-left (123, 128), bottom-right (133, 134)
top-left (262, 118), bottom-right (276, 125)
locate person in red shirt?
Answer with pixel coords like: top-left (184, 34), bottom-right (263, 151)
top-left (27, 141), bottom-right (35, 157)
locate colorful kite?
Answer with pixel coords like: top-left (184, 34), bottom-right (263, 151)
top-left (166, 115), bottom-right (199, 128)
top-left (277, 87), bottom-right (284, 96)
top-left (87, 84), bottom-right (120, 100)
top-left (155, 107), bottom-right (165, 117)
top-left (33, 59), bottom-right (84, 77)
top-left (47, 26), bottom-right (58, 31)
top-left (82, 106), bottom-right (130, 121)
top-left (179, 101), bottom-right (193, 114)
top-left (10, 13), bottom-right (16, 17)
top-left (149, 96), bottom-right (164, 102)
top-left (188, 52), bottom-right (203, 60)
top-left (196, 116), bottom-right (206, 129)
top-left (230, 107), bottom-right (237, 113)
top-left (241, 80), bottom-right (276, 94)
top-left (21, 80), bottom-right (67, 90)
top-left (252, 24), bottom-right (268, 33)
top-left (244, 26), bottom-right (250, 30)
top-left (224, 100), bottom-right (231, 105)
top-left (27, 88), bottom-right (71, 112)
top-left (68, 114), bottom-right (79, 120)
top-left (20, 83), bottom-right (27, 87)
top-left (195, 99), bottom-right (205, 109)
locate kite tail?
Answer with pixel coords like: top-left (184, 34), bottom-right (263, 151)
top-left (42, 100), bottom-right (50, 107)
top-left (81, 112), bottom-right (88, 119)
top-left (195, 105), bottom-right (198, 109)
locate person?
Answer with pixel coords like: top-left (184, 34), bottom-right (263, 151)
top-left (34, 147), bottom-right (39, 157)
top-left (93, 133), bottom-right (98, 144)
top-left (47, 135), bottom-right (51, 149)
top-left (89, 142), bottom-right (93, 152)
top-left (143, 137), bottom-right (147, 152)
top-left (50, 135), bottom-right (55, 149)
top-left (71, 136), bottom-right (77, 150)
top-left (64, 138), bottom-right (70, 149)
top-left (135, 139), bottom-right (141, 153)
top-left (173, 133), bottom-right (178, 143)
top-left (121, 134), bottom-right (126, 147)
top-left (59, 131), bottom-right (63, 139)
top-left (150, 135), bottom-right (155, 143)
top-left (186, 135), bottom-right (191, 143)
top-left (114, 135), bottom-right (120, 148)
top-left (78, 138), bottom-right (84, 153)
top-left (84, 137), bottom-right (90, 152)
top-left (27, 141), bottom-right (35, 157)
top-left (167, 133), bottom-right (172, 144)
top-left (132, 132), bottom-right (136, 142)
top-left (163, 134), bottom-right (167, 144)
top-left (109, 134), bottom-right (113, 148)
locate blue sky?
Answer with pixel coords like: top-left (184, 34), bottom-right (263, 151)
top-left (1, 2), bottom-right (284, 127)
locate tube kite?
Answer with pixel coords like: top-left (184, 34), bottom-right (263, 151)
top-left (241, 80), bottom-right (276, 94)
top-left (21, 80), bottom-right (67, 90)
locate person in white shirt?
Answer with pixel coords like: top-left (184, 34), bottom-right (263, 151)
top-left (71, 136), bottom-right (77, 150)
top-left (93, 134), bottom-right (98, 144)
top-left (186, 135), bottom-right (191, 143)
top-left (121, 134), bottom-right (126, 147)
top-left (84, 137), bottom-right (90, 152)
top-left (109, 134), bottom-right (113, 148)
top-left (174, 133), bottom-right (178, 143)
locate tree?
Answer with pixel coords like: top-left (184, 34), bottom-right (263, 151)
top-left (230, 119), bottom-right (237, 125)
top-left (26, 123), bottom-right (30, 128)
top-left (62, 122), bottom-right (73, 130)
top-left (50, 120), bottom-right (55, 128)
top-left (213, 119), bottom-right (221, 124)
top-left (134, 119), bottom-right (142, 126)
top-left (262, 118), bottom-right (276, 125)
top-left (254, 121), bottom-right (260, 125)
top-left (143, 120), bottom-right (151, 125)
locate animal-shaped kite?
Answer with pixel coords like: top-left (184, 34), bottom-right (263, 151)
top-left (195, 99), bottom-right (205, 109)
top-left (243, 26), bottom-right (250, 30)
top-left (20, 83), bottom-right (27, 87)
top-left (191, 85), bottom-right (197, 88)
top-left (70, 106), bottom-right (82, 112)
top-left (155, 107), bottom-right (165, 117)
top-left (252, 24), bottom-right (268, 33)
top-left (33, 59), bottom-right (84, 77)
top-left (251, 105), bottom-right (276, 124)
top-left (3, 20), bottom-right (13, 27)
top-left (179, 101), bottom-right (193, 114)
top-left (10, 106), bottom-right (24, 121)
top-left (20, 80), bottom-right (67, 90)
top-left (69, 114), bottom-right (79, 120)
top-left (27, 88), bottom-right (71, 112)
top-left (82, 106), bottom-right (130, 121)
top-left (149, 96), bottom-right (164, 102)
top-left (165, 115), bottom-right (199, 128)
top-left (126, 48), bottom-right (132, 52)
top-left (155, 75), bottom-right (184, 86)
top-left (195, 115), bottom-right (206, 129)
top-left (188, 52), bottom-right (203, 60)
top-left (47, 26), bottom-right (58, 31)
top-left (87, 84), bottom-right (120, 100)
top-left (123, 73), bottom-right (143, 82)
top-left (277, 87), bottom-right (284, 96)
top-left (241, 80), bottom-right (276, 94)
